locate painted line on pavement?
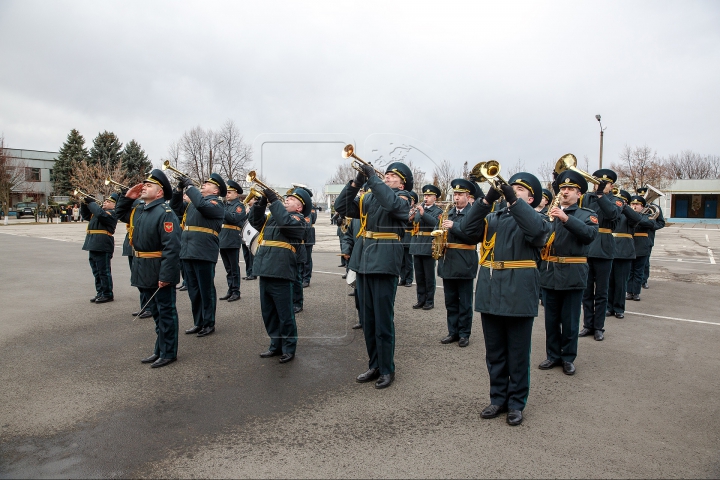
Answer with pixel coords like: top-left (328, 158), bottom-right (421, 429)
top-left (708, 248), bottom-right (716, 265)
top-left (626, 311), bottom-right (720, 326)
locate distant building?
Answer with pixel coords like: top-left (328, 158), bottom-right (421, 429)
top-left (662, 179), bottom-right (720, 221)
top-left (5, 148), bottom-right (58, 208)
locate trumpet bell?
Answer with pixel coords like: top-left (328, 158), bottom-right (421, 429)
top-left (342, 144), bottom-right (355, 159)
top-left (481, 160), bottom-right (501, 179)
top-left (246, 170), bottom-right (257, 182)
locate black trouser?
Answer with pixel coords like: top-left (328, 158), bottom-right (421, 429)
top-left (293, 263), bottom-right (304, 308)
top-left (643, 250), bottom-right (652, 284)
top-left (259, 276), bottom-right (297, 354)
top-left (89, 251), bottom-right (113, 298)
top-left (628, 255), bottom-right (648, 295)
top-left (183, 259), bottom-right (217, 329)
top-left (543, 288), bottom-right (582, 363)
top-left (241, 243), bottom-right (253, 277)
top-left (400, 247), bottom-right (414, 284)
top-left (582, 258), bottom-right (612, 332)
top-left (220, 248), bottom-right (241, 296)
top-left (139, 286), bottom-right (179, 359)
top-left (357, 273), bottom-right (398, 375)
top-left (128, 256), bottom-right (143, 310)
top-left (443, 278), bottom-right (474, 338)
top-left (302, 245), bottom-right (313, 283)
top-left (481, 313), bottom-right (534, 411)
top-left (179, 259), bottom-right (185, 286)
top-left (413, 255), bottom-right (436, 306)
top-left (608, 259), bottom-right (632, 314)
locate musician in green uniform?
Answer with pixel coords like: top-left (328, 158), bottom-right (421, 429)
top-left (458, 172), bottom-right (549, 426)
top-left (636, 186), bottom-right (666, 289)
top-left (606, 190), bottom-right (643, 319)
top-left (340, 208), bottom-right (363, 328)
top-left (123, 199), bottom-right (152, 318)
top-left (536, 189), bottom-right (552, 214)
top-left (538, 171), bottom-right (598, 376)
top-left (398, 190), bottom-right (417, 287)
top-left (627, 196), bottom-right (659, 301)
top-left (81, 192), bottom-right (119, 303)
top-left (172, 173), bottom-right (226, 338)
top-left (219, 180), bottom-right (247, 302)
top-left (115, 170), bottom-right (181, 368)
top-left (249, 187), bottom-right (309, 364)
top-left (438, 179), bottom-right (481, 348)
top-left (241, 193), bottom-right (257, 280)
top-left (410, 184), bottom-right (443, 310)
top-left (334, 161), bottom-right (412, 389)
top-left (302, 194), bottom-right (317, 288)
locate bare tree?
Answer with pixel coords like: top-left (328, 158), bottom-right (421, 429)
top-left (432, 159), bottom-right (456, 200)
top-left (535, 159), bottom-right (555, 189)
top-left (179, 126), bottom-right (210, 183)
top-left (664, 150), bottom-right (720, 180)
top-left (406, 159), bottom-right (426, 194)
top-left (166, 140), bottom-right (181, 169)
top-left (611, 145), bottom-right (670, 192)
top-left (0, 136), bottom-right (28, 214)
top-left (326, 163), bottom-right (357, 185)
top-left (70, 162), bottom-right (129, 201)
top-left (216, 120), bottom-right (254, 181)
top-left (504, 159), bottom-right (526, 178)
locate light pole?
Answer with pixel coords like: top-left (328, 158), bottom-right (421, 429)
top-left (596, 114), bottom-right (606, 169)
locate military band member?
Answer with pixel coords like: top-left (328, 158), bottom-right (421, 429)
top-left (301, 194), bottom-right (317, 288)
top-left (538, 171), bottom-right (598, 376)
top-left (172, 173), bottom-right (226, 338)
top-left (398, 190), bottom-right (417, 287)
top-left (219, 180), bottom-right (247, 302)
top-left (115, 170), bottom-right (181, 368)
top-left (579, 169), bottom-right (621, 342)
top-left (636, 186), bottom-right (665, 288)
top-left (410, 184), bottom-right (443, 310)
top-left (241, 193), bottom-right (257, 280)
top-left (438, 179), bottom-right (480, 348)
top-left (174, 192), bottom-right (191, 291)
top-left (340, 205), bottom-right (363, 328)
top-left (249, 187), bottom-right (309, 364)
top-left (332, 211), bottom-right (348, 268)
top-left (334, 161), bottom-right (412, 389)
top-left (81, 192), bottom-right (119, 303)
top-left (122, 198), bottom-right (152, 318)
top-left (536, 189), bottom-right (552, 214)
top-left (627, 196), bottom-right (659, 301)
top-left (457, 172), bottom-right (549, 426)
top-left (607, 190), bottom-right (642, 319)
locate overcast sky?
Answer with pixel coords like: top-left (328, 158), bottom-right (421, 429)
top-left (1, 0), bottom-right (719, 193)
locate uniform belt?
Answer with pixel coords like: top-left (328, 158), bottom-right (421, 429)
top-left (446, 243), bottom-right (477, 250)
top-left (414, 231), bottom-right (434, 236)
top-left (361, 231), bottom-right (400, 240)
top-left (598, 228), bottom-right (612, 234)
top-left (184, 226), bottom-right (219, 236)
top-left (613, 233), bottom-right (633, 238)
top-left (87, 229), bottom-right (113, 236)
top-left (546, 256), bottom-right (587, 264)
top-left (404, 229), bottom-right (414, 233)
top-left (259, 240), bottom-right (296, 253)
top-left (634, 232), bottom-right (649, 237)
top-left (222, 224), bottom-right (242, 231)
top-left (480, 260), bottom-right (537, 270)
top-left (133, 249), bottom-right (162, 258)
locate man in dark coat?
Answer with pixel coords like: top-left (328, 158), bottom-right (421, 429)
top-left (81, 192), bottom-right (118, 303)
top-left (398, 190), bottom-right (417, 287)
top-left (627, 196), bottom-right (660, 301)
top-left (219, 180), bottom-right (247, 302)
top-left (607, 190), bottom-right (642, 319)
top-left (636, 186), bottom-right (666, 289)
top-left (409, 184), bottom-right (443, 310)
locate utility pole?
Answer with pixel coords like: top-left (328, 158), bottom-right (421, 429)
top-left (596, 115), bottom-right (606, 169)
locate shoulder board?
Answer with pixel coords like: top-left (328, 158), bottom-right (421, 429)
top-left (165, 208), bottom-right (172, 213)
top-left (579, 207), bottom-right (595, 214)
top-left (211, 200), bottom-right (218, 205)
top-left (291, 214), bottom-right (303, 222)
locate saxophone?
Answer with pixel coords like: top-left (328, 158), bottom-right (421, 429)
top-left (431, 202), bottom-right (454, 260)
top-left (547, 193), bottom-right (561, 222)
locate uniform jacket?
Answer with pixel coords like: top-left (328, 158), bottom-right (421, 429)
top-left (649, 205), bottom-right (665, 247)
top-left (304, 207), bottom-right (317, 245)
top-left (438, 205), bottom-right (481, 280)
top-left (459, 198), bottom-right (550, 317)
top-left (613, 205), bottom-right (642, 260)
top-left (539, 204), bottom-right (598, 290)
top-left (220, 199), bottom-right (247, 249)
top-left (334, 176), bottom-right (410, 276)
top-left (80, 201), bottom-right (117, 253)
top-left (172, 187), bottom-right (224, 262)
top-left (122, 199), bottom-right (143, 257)
top-left (633, 214), bottom-right (657, 257)
top-left (340, 218), bottom-right (362, 257)
top-left (115, 195), bottom-right (181, 288)
top-left (249, 200), bottom-right (306, 281)
top-left (409, 203), bottom-right (442, 256)
top-left (580, 192), bottom-right (620, 259)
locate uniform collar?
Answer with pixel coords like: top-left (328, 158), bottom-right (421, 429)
top-left (144, 198), bottom-right (166, 209)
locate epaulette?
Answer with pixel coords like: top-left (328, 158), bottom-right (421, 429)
top-left (291, 214), bottom-right (303, 222)
top-left (579, 207), bottom-right (595, 214)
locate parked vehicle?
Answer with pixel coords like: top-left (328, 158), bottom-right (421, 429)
top-left (15, 202), bottom-right (38, 219)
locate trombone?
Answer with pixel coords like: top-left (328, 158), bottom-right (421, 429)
top-left (470, 160), bottom-right (509, 194)
top-left (342, 144), bottom-right (384, 179)
top-left (104, 177), bottom-right (129, 190)
top-left (73, 189), bottom-right (99, 202)
top-left (246, 171), bottom-right (282, 199)
top-left (162, 160), bottom-right (199, 186)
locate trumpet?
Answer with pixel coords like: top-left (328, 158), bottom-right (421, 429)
top-left (342, 144), bottom-right (384, 179)
top-left (246, 170), bottom-right (282, 199)
top-left (641, 184), bottom-right (664, 220)
top-left (243, 187), bottom-right (262, 205)
top-left (162, 160), bottom-right (199, 186)
top-left (73, 189), bottom-right (99, 202)
top-left (104, 177), bottom-right (129, 190)
top-left (470, 160), bottom-right (509, 194)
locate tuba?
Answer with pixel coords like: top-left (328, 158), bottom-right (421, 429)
top-left (554, 154), bottom-right (600, 186)
top-left (641, 184), bottom-right (664, 220)
top-left (246, 171), bottom-right (282, 199)
top-left (104, 177), bottom-right (129, 191)
top-left (162, 160), bottom-right (199, 186)
top-left (342, 144), bottom-right (384, 179)
top-left (430, 201), bottom-right (454, 260)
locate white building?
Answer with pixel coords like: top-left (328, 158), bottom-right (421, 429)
top-left (5, 148), bottom-right (58, 208)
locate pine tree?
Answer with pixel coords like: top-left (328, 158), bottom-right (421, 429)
top-left (89, 131), bottom-right (123, 169)
top-left (121, 140), bottom-right (153, 184)
top-left (53, 129), bottom-right (89, 196)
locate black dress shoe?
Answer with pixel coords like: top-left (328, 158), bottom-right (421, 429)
top-left (374, 373), bottom-right (395, 389)
top-left (150, 357), bottom-right (176, 369)
top-left (404, 282), bottom-right (413, 287)
top-left (642, 282), bottom-right (649, 289)
top-left (632, 294), bottom-right (641, 301)
top-left (481, 404), bottom-right (508, 419)
top-left (341, 274), bottom-right (347, 279)
top-left (606, 310), bottom-right (614, 317)
top-left (440, 334), bottom-right (459, 344)
top-left (422, 303), bottom-right (434, 310)
top-left (615, 312), bottom-right (624, 319)
top-left (458, 337), bottom-right (469, 348)
top-left (626, 293), bottom-right (633, 300)
top-left (227, 293), bottom-right (241, 302)
top-left (185, 325), bottom-right (201, 334)
top-left (563, 361), bottom-right (576, 375)
top-left (132, 310), bottom-right (142, 316)
top-left (197, 326), bottom-right (215, 337)
top-left (412, 301), bottom-right (425, 309)
top-left (578, 328), bottom-right (593, 337)
top-left (356, 368), bottom-right (380, 383)
top-left (260, 350), bottom-right (280, 358)
top-left (241, 276), bottom-right (248, 280)
top-left (538, 358), bottom-right (562, 370)
top-left (594, 330), bottom-right (604, 341)
top-left (249, 276), bottom-right (257, 280)
top-left (294, 306), bottom-right (303, 314)
top-left (348, 291), bottom-right (356, 296)
top-left (138, 310), bottom-right (153, 319)
top-left (398, 281), bottom-right (405, 286)
top-left (279, 353), bottom-right (295, 364)
top-left (141, 354), bottom-right (159, 364)
top-left (351, 322), bottom-right (362, 329)
top-left (506, 409), bottom-right (523, 426)
top-left (178, 285), bottom-right (188, 291)
top-left (94, 296), bottom-right (114, 303)
top-left (176, 284), bottom-right (183, 289)
top-left (219, 293), bottom-right (231, 300)
top-left (302, 282), bottom-right (309, 288)
top-left (90, 296), bottom-right (98, 303)
top-left (338, 264), bottom-right (345, 267)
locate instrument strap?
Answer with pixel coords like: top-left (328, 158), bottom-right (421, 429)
top-left (541, 231), bottom-right (556, 261)
top-left (479, 218), bottom-right (496, 265)
top-left (256, 213), bottom-right (272, 245)
top-left (356, 193), bottom-right (368, 238)
top-left (128, 206), bottom-right (137, 247)
top-left (180, 203), bottom-right (190, 229)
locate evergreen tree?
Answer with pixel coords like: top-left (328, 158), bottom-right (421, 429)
top-left (121, 140), bottom-right (153, 184)
top-left (89, 131), bottom-right (123, 169)
top-left (53, 129), bottom-right (89, 196)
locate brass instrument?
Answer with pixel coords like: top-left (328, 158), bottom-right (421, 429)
top-left (547, 193), bottom-right (562, 222)
top-left (339, 216), bottom-right (352, 234)
top-left (243, 187), bottom-right (262, 205)
top-left (470, 160), bottom-right (509, 194)
top-left (612, 185), bottom-right (620, 196)
top-left (430, 202), bottom-right (454, 260)
top-left (554, 153), bottom-right (600, 186)
top-left (641, 184), bottom-right (664, 220)
top-left (104, 177), bottom-right (129, 190)
top-left (342, 144), bottom-right (384, 179)
top-left (162, 160), bottom-right (199, 186)
top-left (246, 170), bottom-right (282, 199)
top-left (73, 189), bottom-right (99, 202)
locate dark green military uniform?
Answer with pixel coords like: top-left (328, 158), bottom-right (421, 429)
top-left (249, 190), bottom-right (307, 356)
top-left (398, 190), bottom-right (416, 286)
top-left (637, 186), bottom-right (665, 287)
top-left (302, 204), bottom-right (317, 286)
top-left (628, 196), bottom-right (658, 298)
top-left (219, 183), bottom-right (247, 300)
top-left (409, 185), bottom-right (443, 309)
top-left (340, 216), bottom-right (363, 326)
top-left (607, 191), bottom-right (641, 317)
top-left (81, 196), bottom-right (118, 301)
top-left (121, 199), bottom-right (148, 316)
